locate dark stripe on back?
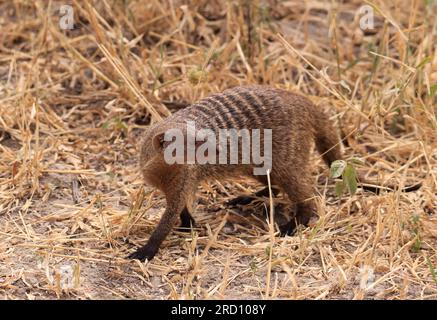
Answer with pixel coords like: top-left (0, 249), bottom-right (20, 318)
top-left (207, 95), bottom-right (240, 129)
top-left (237, 90), bottom-right (265, 115)
top-left (254, 90), bottom-right (280, 127)
top-left (227, 92), bottom-right (261, 129)
top-left (185, 102), bottom-right (215, 128)
top-left (213, 94), bottom-right (245, 128)
top-left (246, 90), bottom-right (266, 112)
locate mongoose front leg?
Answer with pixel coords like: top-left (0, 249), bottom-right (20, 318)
top-left (176, 207), bottom-right (196, 232)
top-left (128, 206), bottom-right (180, 261)
top-left (129, 178), bottom-right (197, 261)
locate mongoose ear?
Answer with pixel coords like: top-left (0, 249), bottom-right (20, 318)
top-left (152, 131), bottom-right (166, 152)
top-left (152, 125), bottom-right (187, 153)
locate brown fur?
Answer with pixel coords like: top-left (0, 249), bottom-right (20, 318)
top-left (130, 85), bottom-right (420, 260)
top-left (128, 85), bottom-right (346, 261)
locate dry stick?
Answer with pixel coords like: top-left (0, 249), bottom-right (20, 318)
top-left (264, 169), bottom-right (275, 299)
top-left (217, 251), bottom-right (231, 298)
top-left (37, 251), bottom-right (116, 263)
top-left (381, 153), bottom-right (424, 185)
top-left (0, 77), bottom-right (74, 103)
top-left (42, 169), bottom-right (97, 174)
top-left (360, 141), bottom-right (418, 160)
top-left (278, 32), bottom-right (399, 139)
top-left (369, 51), bottom-right (416, 73)
top-left (79, 0), bottom-right (112, 47)
top-left (318, 127), bottom-right (358, 164)
top-left (359, 21), bottom-right (387, 128)
top-left (101, 0), bottom-right (139, 38)
top-left (49, 26), bottom-right (118, 88)
top-left (17, 243), bottom-right (119, 260)
top-left (280, 261), bottom-right (299, 299)
top-left (182, 216), bottom-right (228, 297)
top-left (100, 285), bottom-right (127, 299)
top-left (236, 36), bottom-right (253, 76)
top-left (82, 1), bottom-right (170, 121)
top-left (419, 141), bottom-right (437, 187)
top-left (277, 33), bottom-right (370, 123)
top-left (98, 44), bottom-right (166, 122)
top-left (364, 1), bottom-right (408, 41)
top-left (148, 31), bottom-right (200, 50)
top-left (31, 100), bottom-right (40, 195)
top-left (17, 205), bottom-right (32, 241)
top-left (200, 213), bottom-right (229, 261)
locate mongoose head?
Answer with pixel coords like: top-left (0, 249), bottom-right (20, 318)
top-left (139, 121), bottom-right (190, 192)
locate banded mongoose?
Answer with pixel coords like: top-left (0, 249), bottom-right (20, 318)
top-left (128, 85), bottom-right (419, 261)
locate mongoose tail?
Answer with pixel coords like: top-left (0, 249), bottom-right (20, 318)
top-left (308, 101), bottom-right (422, 194)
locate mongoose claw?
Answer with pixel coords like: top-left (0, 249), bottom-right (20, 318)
top-left (128, 246), bottom-right (157, 261)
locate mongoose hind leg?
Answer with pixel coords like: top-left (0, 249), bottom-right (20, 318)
top-left (278, 200), bottom-right (316, 236)
top-left (272, 171), bottom-right (316, 236)
top-left (176, 207), bottom-right (196, 232)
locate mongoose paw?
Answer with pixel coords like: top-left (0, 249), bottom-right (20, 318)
top-left (178, 208), bottom-right (195, 232)
top-left (278, 221), bottom-right (297, 237)
top-left (226, 195), bottom-right (257, 207)
top-left (128, 246), bottom-right (157, 261)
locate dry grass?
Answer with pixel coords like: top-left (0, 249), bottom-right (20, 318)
top-left (0, 0), bottom-right (436, 300)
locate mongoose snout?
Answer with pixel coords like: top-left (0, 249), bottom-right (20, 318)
top-left (129, 85), bottom-right (344, 261)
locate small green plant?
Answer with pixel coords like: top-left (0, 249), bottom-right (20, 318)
top-left (415, 55), bottom-right (432, 70)
top-left (330, 158), bottom-right (363, 196)
top-left (187, 67), bottom-right (208, 85)
top-left (265, 245), bottom-right (271, 257)
top-left (429, 83), bottom-right (437, 98)
top-left (411, 214), bottom-right (422, 253)
top-left (102, 117), bottom-right (128, 132)
top-left (425, 256), bottom-right (437, 284)
top-left (249, 259), bottom-right (258, 273)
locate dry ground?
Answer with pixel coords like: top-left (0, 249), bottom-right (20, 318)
top-left (0, 0), bottom-right (436, 299)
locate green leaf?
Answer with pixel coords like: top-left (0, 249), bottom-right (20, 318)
top-left (429, 83), bottom-right (437, 97)
top-left (348, 157), bottom-right (365, 165)
top-left (412, 235), bottom-right (422, 253)
top-left (114, 118), bottom-right (128, 130)
top-left (265, 246), bottom-right (271, 257)
top-left (330, 160), bottom-right (347, 178)
top-left (416, 55), bottom-right (432, 69)
top-left (249, 259), bottom-right (258, 273)
top-left (344, 164), bottom-right (358, 195)
top-left (335, 180), bottom-right (345, 197)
